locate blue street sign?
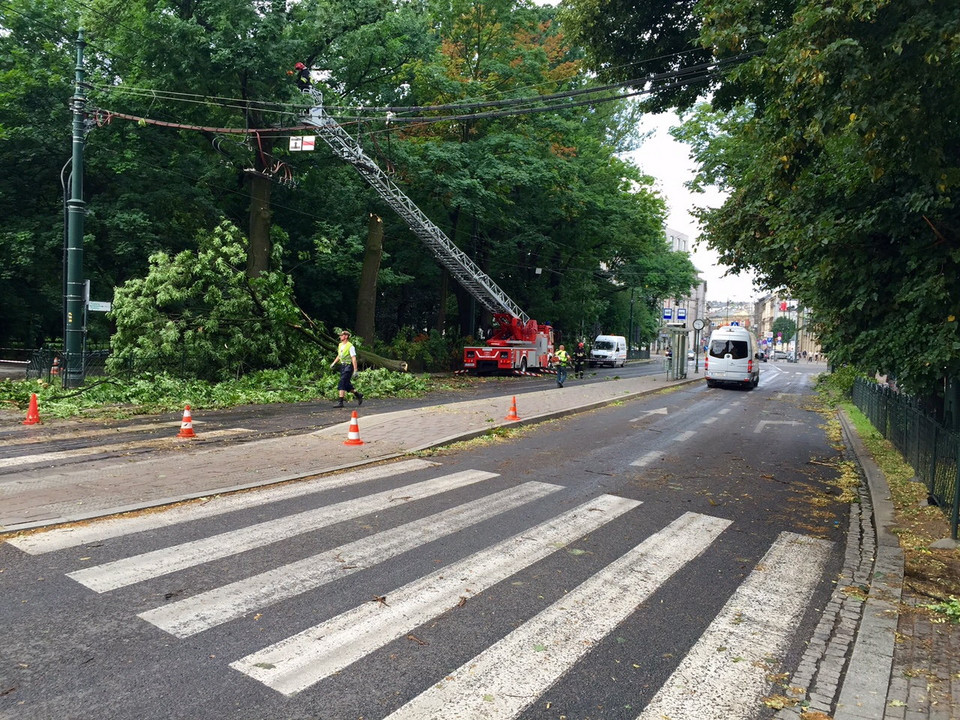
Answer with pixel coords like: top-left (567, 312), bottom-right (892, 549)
top-left (663, 307), bottom-right (673, 321)
top-left (677, 308), bottom-right (687, 320)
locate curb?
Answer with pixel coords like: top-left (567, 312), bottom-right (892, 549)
top-left (775, 408), bottom-right (901, 719)
top-left (833, 409), bottom-right (903, 720)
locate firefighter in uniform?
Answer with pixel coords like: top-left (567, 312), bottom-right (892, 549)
top-left (553, 345), bottom-right (570, 388)
top-left (331, 330), bottom-right (363, 407)
top-left (293, 62), bottom-right (310, 91)
top-left (572, 341), bottom-right (588, 379)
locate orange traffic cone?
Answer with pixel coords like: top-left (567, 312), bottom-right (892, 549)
top-left (505, 396), bottom-right (520, 421)
top-left (177, 404), bottom-right (197, 438)
top-left (50, 357), bottom-right (60, 377)
top-left (343, 410), bottom-right (365, 446)
top-left (22, 393), bottom-right (41, 425)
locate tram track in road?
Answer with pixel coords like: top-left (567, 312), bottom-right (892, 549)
top-left (0, 362), bottom-right (667, 474)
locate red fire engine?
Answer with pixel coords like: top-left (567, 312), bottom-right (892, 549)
top-left (462, 313), bottom-right (553, 374)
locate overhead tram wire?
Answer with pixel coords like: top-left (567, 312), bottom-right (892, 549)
top-left (325, 52), bottom-right (757, 118)
top-left (92, 70), bottom-right (714, 141)
top-left (88, 44), bottom-right (717, 118)
top-left (89, 49), bottom-right (759, 132)
top-left (362, 63), bottom-right (742, 125)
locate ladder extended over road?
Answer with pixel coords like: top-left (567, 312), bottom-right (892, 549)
top-left (299, 92), bottom-right (528, 323)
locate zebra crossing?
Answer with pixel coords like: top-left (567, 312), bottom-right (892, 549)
top-left (11, 457), bottom-right (834, 718)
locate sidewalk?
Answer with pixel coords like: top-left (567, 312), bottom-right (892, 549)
top-left (2, 370), bottom-right (957, 720)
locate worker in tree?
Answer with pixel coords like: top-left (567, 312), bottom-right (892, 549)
top-left (572, 341), bottom-right (588, 379)
top-left (294, 62), bottom-right (310, 91)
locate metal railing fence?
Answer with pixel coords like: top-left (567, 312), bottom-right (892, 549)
top-left (852, 377), bottom-right (960, 539)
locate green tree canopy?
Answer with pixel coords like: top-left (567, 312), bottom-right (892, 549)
top-left (0, 0), bottom-right (79, 345)
top-left (564, 0), bottom-right (960, 397)
top-left (108, 222), bottom-right (308, 380)
top-left (1, 0), bottom-right (697, 371)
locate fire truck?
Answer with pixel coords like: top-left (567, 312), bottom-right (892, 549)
top-left (462, 313), bottom-right (553, 374)
top-left (299, 92), bottom-right (553, 375)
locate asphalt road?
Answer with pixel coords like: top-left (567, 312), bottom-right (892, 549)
top-left (0, 360), bottom-right (846, 720)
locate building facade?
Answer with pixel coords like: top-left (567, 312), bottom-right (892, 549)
top-left (659, 228), bottom-right (708, 352)
top-left (753, 293), bottom-right (821, 357)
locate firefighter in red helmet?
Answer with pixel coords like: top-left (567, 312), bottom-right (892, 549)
top-left (294, 62), bottom-right (310, 91)
top-left (573, 341), bottom-right (588, 379)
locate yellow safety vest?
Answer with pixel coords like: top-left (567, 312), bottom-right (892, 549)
top-left (555, 349), bottom-right (569, 366)
top-left (336, 340), bottom-right (355, 365)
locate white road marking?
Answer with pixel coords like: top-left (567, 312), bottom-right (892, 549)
top-left (10, 459), bottom-right (438, 555)
top-left (701, 416), bottom-right (718, 424)
top-left (718, 408), bottom-right (731, 415)
top-left (380, 512), bottom-right (731, 719)
top-left (630, 408), bottom-right (669, 422)
top-left (630, 430), bottom-right (696, 467)
top-left (0, 446), bottom-right (110, 468)
top-left (753, 420), bottom-right (805, 434)
top-left (0, 428), bottom-right (253, 469)
top-left (231, 494), bottom-right (645, 696)
top-left (631, 450), bottom-right (664, 468)
top-left (1, 421), bottom-right (192, 446)
top-left (67, 469), bottom-right (496, 592)
top-left (139, 481), bottom-right (562, 637)
top-left (636, 532), bottom-right (832, 720)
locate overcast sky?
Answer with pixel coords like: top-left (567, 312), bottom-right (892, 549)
top-left (624, 113), bottom-right (760, 303)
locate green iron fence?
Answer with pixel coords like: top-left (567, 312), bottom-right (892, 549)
top-left (852, 377), bottom-right (960, 539)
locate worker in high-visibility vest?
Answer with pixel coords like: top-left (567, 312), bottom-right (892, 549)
top-left (553, 345), bottom-right (570, 388)
top-left (330, 330), bottom-right (363, 408)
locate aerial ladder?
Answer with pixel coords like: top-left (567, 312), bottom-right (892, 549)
top-left (298, 90), bottom-right (553, 374)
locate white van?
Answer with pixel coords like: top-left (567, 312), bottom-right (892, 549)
top-left (704, 325), bottom-right (760, 389)
top-left (589, 335), bottom-right (627, 368)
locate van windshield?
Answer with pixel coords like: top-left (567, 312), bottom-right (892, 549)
top-left (709, 339), bottom-right (748, 359)
top-left (594, 340), bottom-right (614, 350)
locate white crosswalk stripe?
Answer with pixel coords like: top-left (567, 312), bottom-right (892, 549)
top-left (380, 512), bottom-right (731, 719)
top-left (637, 532), bottom-right (832, 719)
top-left (10, 458), bottom-right (439, 555)
top-left (139, 481), bottom-right (562, 638)
top-left (68, 468), bottom-right (496, 592)
top-left (230, 493), bottom-right (644, 696)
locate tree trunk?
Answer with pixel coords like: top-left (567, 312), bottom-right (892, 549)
top-left (355, 213), bottom-right (383, 341)
top-left (447, 207), bottom-right (476, 337)
top-left (246, 136), bottom-right (274, 278)
top-left (436, 269), bottom-right (448, 333)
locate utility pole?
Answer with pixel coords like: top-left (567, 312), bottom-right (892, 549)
top-left (64, 29), bottom-right (86, 388)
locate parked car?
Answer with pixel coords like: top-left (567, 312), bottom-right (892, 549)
top-left (773, 350), bottom-right (789, 360)
top-left (589, 335), bottom-right (627, 368)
